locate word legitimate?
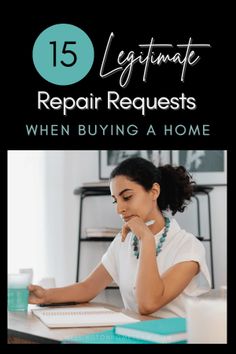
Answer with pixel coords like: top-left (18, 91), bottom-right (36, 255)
top-left (100, 33), bottom-right (211, 87)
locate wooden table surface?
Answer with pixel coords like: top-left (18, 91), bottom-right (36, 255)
top-left (8, 302), bottom-right (154, 344)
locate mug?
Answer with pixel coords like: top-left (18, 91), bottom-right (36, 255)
top-left (8, 273), bottom-right (31, 312)
top-left (186, 297), bottom-right (227, 343)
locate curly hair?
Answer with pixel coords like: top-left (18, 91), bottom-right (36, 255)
top-left (110, 157), bottom-right (195, 215)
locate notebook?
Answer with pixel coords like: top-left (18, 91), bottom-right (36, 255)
top-left (115, 317), bottom-right (187, 344)
top-left (62, 328), bottom-right (154, 344)
top-left (32, 306), bottom-right (140, 328)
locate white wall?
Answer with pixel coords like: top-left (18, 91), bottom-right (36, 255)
top-left (8, 151), bottom-right (47, 280)
top-left (43, 150), bottom-right (100, 285)
top-left (8, 150), bottom-right (227, 308)
top-left (174, 186), bottom-right (227, 288)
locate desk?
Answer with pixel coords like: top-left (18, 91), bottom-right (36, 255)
top-left (8, 302), bottom-right (154, 344)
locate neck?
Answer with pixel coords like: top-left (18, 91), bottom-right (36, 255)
top-left (147, 211), bottom-right (166, 235)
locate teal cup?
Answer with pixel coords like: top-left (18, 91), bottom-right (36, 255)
top-left (8, 273), bottom-right (31, 312)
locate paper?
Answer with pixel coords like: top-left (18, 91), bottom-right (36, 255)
top-left (32, 306), bottom-right (139, 328)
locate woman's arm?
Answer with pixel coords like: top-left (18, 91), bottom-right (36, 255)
top-left (121, 216), bottom-right (199, 315)
top-left (29, 263), bottom-right (113, 305)
top-left (136, 237), bottom-right (199, 314)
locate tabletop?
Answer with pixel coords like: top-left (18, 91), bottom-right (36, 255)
top-left (8, 302), bottom-right (154, 344)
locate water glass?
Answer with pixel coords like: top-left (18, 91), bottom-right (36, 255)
top-left (8, 273), bottom-right (31, 312)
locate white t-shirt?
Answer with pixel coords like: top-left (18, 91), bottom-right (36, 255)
top-left (101, 218), bottom-right (211, 318)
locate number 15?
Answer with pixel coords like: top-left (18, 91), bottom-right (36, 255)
top-left (49, 41), bottom-right (77, 67)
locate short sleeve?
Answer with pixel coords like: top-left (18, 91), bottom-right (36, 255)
top-left (173, 233), bottom-right (211, 296)
top-left (101, 233), bottom-right (121, 285)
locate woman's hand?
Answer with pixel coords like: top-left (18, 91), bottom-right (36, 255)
top-left (121, 216), bottom-right (153, 242)
top-left (28, 284), bottom-right (48, 305)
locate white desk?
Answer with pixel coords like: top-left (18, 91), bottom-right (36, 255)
top-left (8, 302), bottom-right (154, 344)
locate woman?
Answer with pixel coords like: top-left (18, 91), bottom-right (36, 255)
top-left (29, 157), bottom-right (211, 317)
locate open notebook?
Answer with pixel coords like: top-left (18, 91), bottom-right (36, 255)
top-left (32, 306), bottom-right (140, 328)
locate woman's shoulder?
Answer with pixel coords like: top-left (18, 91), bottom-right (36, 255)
top-left (170, 218), bottom-right (204, 248)
top-left (167, 219), bottom-right (207, 266)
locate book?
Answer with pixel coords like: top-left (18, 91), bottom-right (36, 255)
top-left (82, 181), bottom-right (109, 187)
top-left (115, 317), bottom-right (187, 344)
top-left (32, 306), bottom-right (139, 328)
top-left (62, 328), bottom-right (154, 344)
top-left (85, 227), bottom-right (120, 237)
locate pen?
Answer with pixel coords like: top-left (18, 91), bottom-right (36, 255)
top-left (145, 220), bottom-right (155, 226)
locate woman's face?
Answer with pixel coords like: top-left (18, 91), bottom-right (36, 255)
top-left (110, 175), bottom-right (158, 222)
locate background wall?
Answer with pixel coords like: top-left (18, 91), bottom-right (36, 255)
top-left (8, 150), bottom-right (227, 307)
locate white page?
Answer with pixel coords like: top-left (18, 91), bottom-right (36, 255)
top-left (32, 306), bottom-right (140, 328)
